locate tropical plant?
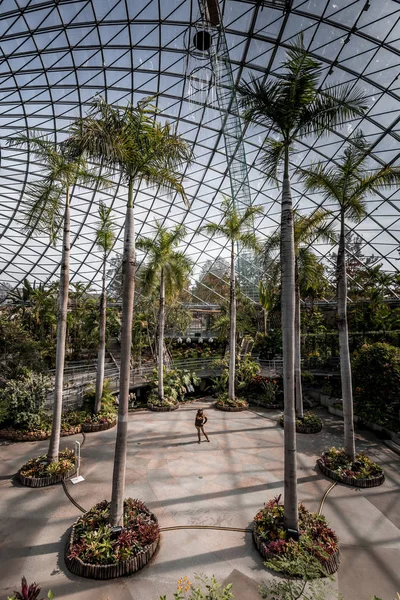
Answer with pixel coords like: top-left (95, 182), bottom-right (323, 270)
top-left (0, 371), bottom-right (52, 430)
top-left (259, 279), bottom-right (278, 336)
top-left (238, 34), bottom-right (367, 530)
top-left (7, 577), bottom-right (54, 600)
top-left (94, 202), bottom-right (116, 412)
top-left (264, 210), bottom-right (336, 418)
top-left (200, 197), bottom-right (263, 403)
top-left (352, 342), bottom-right (400, 430)
top-left (137, 222), bottom-right (192, 401)
top-left (7, 133), bottom-right (110, 464)
top-left (66, 97), bottom-right (190, 527)
top-left (299, 132), bottom-right (400, 460)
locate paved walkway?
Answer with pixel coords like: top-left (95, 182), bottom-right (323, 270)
top-left (0, 401), bottom-right (399, 600)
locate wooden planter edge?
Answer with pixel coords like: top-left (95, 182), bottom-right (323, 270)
top-left (317, 457), bottom-right (385, 488)
top-left (82, 419), bottom-right (117, 433)
top-left (65, 504), bottom-right (159, 579)
top-left (18, 463), bottom-right (77, 488)
top-left (215, 402), bottom-right (249, 412)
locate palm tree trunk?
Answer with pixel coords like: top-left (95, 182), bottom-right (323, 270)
top-left (158, 268), bottom-right (165, 400)
top-left (281, 148), bottom-right (298, 532)
top-left (110, 179), bottom-right (136, 527)
top-left (294, 262), bottom-right (303, 418)
top-left (229, 240), bottom-right (236, 401)
top-left (263, 309), bottom-right (268, 336)
top-left (47, 189), bottom-right (70, 463)
top-left (95, 253), bottom-right (107, 413)
top-left (337, 212), bottom-right (355, 461)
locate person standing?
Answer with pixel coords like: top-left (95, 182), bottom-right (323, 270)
top-left (195, 409), bottom-right (210, 443)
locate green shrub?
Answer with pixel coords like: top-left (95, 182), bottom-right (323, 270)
top-left (0, 371), bottom-right (52, 430)
top-left (147, 367), bottom-right (200, 403)
top-left (352, 343), bottom-right (400, 429)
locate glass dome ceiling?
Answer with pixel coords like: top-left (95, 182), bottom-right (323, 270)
top-left (1, 0), bottom-right (400, 299)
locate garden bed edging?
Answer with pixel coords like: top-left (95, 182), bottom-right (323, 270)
top-left (317, 456), bottom-right (385, 488)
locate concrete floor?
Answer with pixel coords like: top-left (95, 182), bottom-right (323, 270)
top-left (0, 401), bottom-right (399, 600)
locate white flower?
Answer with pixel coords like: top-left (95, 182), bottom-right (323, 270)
top-left (186, 337), bottom-right (191, 343)
top-left (208, 338), bottom-right (213, 343)
top-left (198, 338), bottom-right (203, 343)
top-left (177, 337), bottom-right (182, 344)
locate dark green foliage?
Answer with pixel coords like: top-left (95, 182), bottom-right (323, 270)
top-left (254, 330), bottom-right (283, 360)
top-left (0, 317), bottom-right (48, 377)
top-left (352, 342), bottom-right (400, 429)
top-left (0, 371), bottom-right (51, 430)
top-left (147, 367), bottom-right (200, 404)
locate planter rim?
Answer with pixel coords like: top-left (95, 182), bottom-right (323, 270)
top-left (317, 456), bottom-right (385, 488)
top-left (215, 402), bottom-right (248, 412)
top-left (252, 524), bottom-right (340, 576)
top-left (0, 426), bottom-right (81, 442)
top-left (18, 462), bottom-right (76, 488)
top-left (82, 418), bottom-right (116, 433)
top-left (65, 501), bottom-right (159, 579)
top-left (147, 402), bottom-right (179, 412)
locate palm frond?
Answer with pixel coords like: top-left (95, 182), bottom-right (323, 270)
top-left (296, 84), bottom-right (368, 138)
top-left (260, 138), bottom-right (288, 185)
top-left (96, 202), bottom-right (115, 253)
top-left (23, 179), bottom-right (64, 244)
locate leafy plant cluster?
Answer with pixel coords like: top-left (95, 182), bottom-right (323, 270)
top-left (147, 367), bottom-right (200, 405)
top-left (0, 371), bottom-right (52, 431)
top-left (248, 375), bottom-right (283, 407)
top-left (159, 574), bottom-right (234, 600)
top-left (215, 392), bottom-right (248, 408)
top-left (211, 355), bottom-right (261, 395)
top-left (320, 378), bottom-right (342, 399)
top-left (280, 412), bottom-right (322, 428)
top-left (81, 380), bottom-right (117, 424)
top-left (352, 342), bottom-right (400, 430)
top-left (320, 447), bottom-right (383, 480)
top-left (170, 340), bottom-right (223, 361)
top-left (68, 499), bottom-right (159, 565)
top-left (19, 449), bottom-right (75, 479)
top-left (254, 496), bottom-right (338, 577)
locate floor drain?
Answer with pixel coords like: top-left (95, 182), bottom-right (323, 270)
top-left (198, 476), bottom-right (203, 479)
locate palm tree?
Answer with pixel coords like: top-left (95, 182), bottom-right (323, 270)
top-left (65, 98), bottom-right (191, 527)
top-left (137, 222), bottom-right (192, 400)
top-left (7, 133), bottom-right (110, 463)
top-left (200, 197), bottom-right (263, 403)
top-left (238, 35), bottom-right (367, 531)
top-left (94, 202), bottom-right (116, 413)
top-left (264, 211), bottom-right (336, 418)
top-left (299, 132), bottom-right (400, 461)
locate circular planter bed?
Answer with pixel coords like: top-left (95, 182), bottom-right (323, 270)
top-left (18, 449), bottom-right (76, 488)
top-left (0, 425), bottom-right (81, 442)
top-left (147, 402), bottom-right (179, 412)
top-left (65, 498), bottom-right (160, 579)
top-left (280, 413), bottom-right (323, 434)
top-left (215, 402), bottom-right (248, 412)
top-left (253, 498), bottom-right (340, 576)
top-left (317, 448), bottom-right (384, 488)
top-left (82, 419), bottom-right (116, 433)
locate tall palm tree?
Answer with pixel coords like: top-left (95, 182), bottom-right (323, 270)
top-left (66, 98), bottom-right (191, 527)
top-left (264, 211), bottom-right (336, 418)
top-left (7, 133), bottom-right (110, 463)
top-left (137, 222), bottom-right (192, 400)
top-left (200, 197), bottom-right (263, 402)
top-left (94, 202), bottom-right (116, 413)
top-left (238, 35), bottom-right (367, 531)
top-left (299, 132), bottom-right (400, 461)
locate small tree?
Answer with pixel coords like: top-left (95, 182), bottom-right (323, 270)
top-left (7, 133), bottom-right (110, 463)
top-left (66, 98), bottom-right (190, 526)
top-left (137, 223), bottom-right (192, 401)
top-left (299, 132), bottom-right (400, 460)
top-left (94, 202), bottom-right (116, 413)
top-left (238, 34), bottom-right (367, 530)
top-left (200, 197), bottom-right (263, 402)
